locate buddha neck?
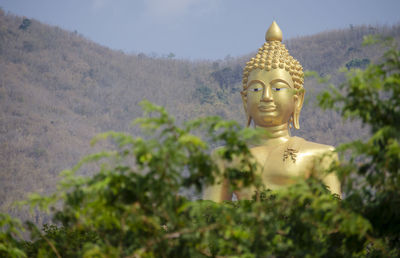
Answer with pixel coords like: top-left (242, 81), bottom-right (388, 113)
top-left (256, 123), bottom-right (291, 146)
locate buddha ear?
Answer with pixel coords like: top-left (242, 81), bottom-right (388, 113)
top-left (247, 116), bottom-right (252, 127)
top-left (241, 90), bottom-right (252, 127)
top-left (293, 88), bottom-right (305, 130)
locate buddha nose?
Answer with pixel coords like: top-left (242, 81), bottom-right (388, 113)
top-left (262, 86), bottom-right (273, 102)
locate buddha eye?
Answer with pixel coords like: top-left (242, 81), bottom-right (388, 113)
top-left (271, 81), bottom-right (289, 92)
top-left (250, 87), bottom-right (263, 92)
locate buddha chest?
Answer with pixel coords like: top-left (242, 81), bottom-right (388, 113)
top-left (234, 137), bottom-right (314, 199)
top-left (259, 143), bottom-right (312, 189)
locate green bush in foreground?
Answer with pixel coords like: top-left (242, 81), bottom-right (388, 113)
top-left (1, 37), bottom-right (400, 257)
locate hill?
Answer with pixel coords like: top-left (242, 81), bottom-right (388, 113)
top-left (1, 8), bottom-right (399, 222)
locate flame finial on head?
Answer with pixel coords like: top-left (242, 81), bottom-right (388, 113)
top-left (242, 21), bottom-right (303, 91)
top-left (265, 21), bottom-right (282, 42)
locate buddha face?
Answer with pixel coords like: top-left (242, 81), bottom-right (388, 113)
top-left (244, 69), bottom-right (304, 128)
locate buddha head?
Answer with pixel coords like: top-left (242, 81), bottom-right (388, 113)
top-left (241, 21), bottom-right (305, 130)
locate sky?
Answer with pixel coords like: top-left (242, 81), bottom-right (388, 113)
top-left (1, 0), bottom-right (400, 60)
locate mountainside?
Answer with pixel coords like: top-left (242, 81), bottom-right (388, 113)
top-left (1, 9), bottom-right (399, 222)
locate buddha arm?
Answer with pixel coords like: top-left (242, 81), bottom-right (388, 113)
top-left (323, 172), bottom-right (341, 197)
top-left (318, 150), bottom-right (341, 197)
top-left (203, 177), bottom-right (232, 202)
top-left (203, 151), bottom-right (232, 202)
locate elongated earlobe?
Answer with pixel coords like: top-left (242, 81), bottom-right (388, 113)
top-left (241, 91), bottom-right (251, 127)
top-left (247, 116), bottom-right (252, 127)
top-left (293, 113), bottom-right (300, 129)
top-left (293, 89), bottom-right (305, 130)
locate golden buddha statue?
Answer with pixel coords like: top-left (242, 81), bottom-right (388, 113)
top-left (204, 21), bottom-right (340, 202)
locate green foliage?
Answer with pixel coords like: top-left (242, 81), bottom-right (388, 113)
top-left (211, 65), bottom-right (242, 90)
top-left (318, 37), bottom-right (400, 255)
top-left (18, 18), bottom-right (31, 31)
top-left (167, 52), bottom-right (175, 59)
top-left (345, 58), bottom-right (370, 70)
top-left (195, 181), bottom-right (371, 257)
top-left (193, 85), bottom-right (213, 104)
top-left (0, 213), bottom-right (26, 258)
top-left (19, 100), bottom-right (262, 257)
top-left (23, 223), bottom-right (98, 257)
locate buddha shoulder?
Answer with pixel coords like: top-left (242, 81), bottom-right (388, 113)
top-left (294, 136), bottom-right (335, 155)
top-left (291, 137), bottom-right (337, 171)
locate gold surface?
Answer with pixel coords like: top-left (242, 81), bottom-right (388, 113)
top-left (265, 21), bottom-right (282, 42)
top-left (204, 21), bottom-right (341, 202)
